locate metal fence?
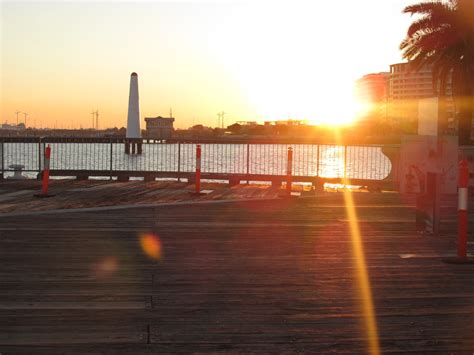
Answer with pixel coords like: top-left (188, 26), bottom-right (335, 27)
top-left (0, 138), bottom-right (393, 181)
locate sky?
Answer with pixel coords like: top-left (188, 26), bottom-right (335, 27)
top-left (1, 0), bottom-right (416, 129)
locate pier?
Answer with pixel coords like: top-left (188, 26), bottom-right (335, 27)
top-left (0, 190), bottom-right (473, 353)
top-left (3, 0), bottom-right (474, 352)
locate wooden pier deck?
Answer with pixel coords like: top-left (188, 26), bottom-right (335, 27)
top-left (0, 179), bottom-right (294, 214)
top-left (0, 192), bottom-right (473, 353)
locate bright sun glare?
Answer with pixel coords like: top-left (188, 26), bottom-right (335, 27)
top-left (208, 2), bottom-right (368, 127)
top-left (247, 82), bottom-right (361, 126)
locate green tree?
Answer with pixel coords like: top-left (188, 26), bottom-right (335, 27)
top-left (400, 0), bottom-right (474, 144)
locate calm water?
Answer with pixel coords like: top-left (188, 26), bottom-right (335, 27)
top-left (2, 142), bottom-right (391, 180)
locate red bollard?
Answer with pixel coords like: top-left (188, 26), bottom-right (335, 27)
top-left (195, 144), bottom-right (201, 194)
top-left (35, 145), bottom-right (54, 198)
top-left (42, 145), bottom-right (51, 195)
top-left (287, 147), bottom-right (293, 197)
top-left (458, 160), bottom-right (469, 258)
top-left (442, 160), bottom-right (473, 264)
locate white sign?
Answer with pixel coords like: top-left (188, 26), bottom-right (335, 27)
top-left (417, 97), bottom-right (439, 136)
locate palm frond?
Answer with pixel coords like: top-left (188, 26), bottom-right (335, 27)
top-left (403, 1), bottom-right (453, 16)
top-left (401, 0), bottom-right (473, 140)
top-left (407, 17), bottom-right (445, 37)
top-left (401, 24), bottom-right (460, 60)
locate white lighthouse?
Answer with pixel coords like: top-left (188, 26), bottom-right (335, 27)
top-left (126, 72), bottom-right (141, 139)
top-left (125, 72), bottom-right (142, 154)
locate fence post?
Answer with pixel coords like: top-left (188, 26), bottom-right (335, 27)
top-left (246, 143), bottom-right (250, 183)
top-left (458, 160), bottom-right (469, 258)
top-left (343, 145), bottom-right (347, 179)
top-left (1, 141), bottom-right (4, 178)
top-left (287, 146), bottom-right (293, 196)
top-left (177, 142), bottom-right (181, 182)
top-left (109, 140), bottom-right (113, 180)
top-left (316, 144), bottom-right (320, 177)
top-left (195, 144), bottom-right (201, 194)
top-left (41, 141), bottom-right (46, 172)
top-left (38, 137), bottom-right (42, 174)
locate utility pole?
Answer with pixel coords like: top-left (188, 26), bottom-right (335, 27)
top-left (91, 111), bottom-right (95, 129)
top-left (217, 112), bottom-right (221, 128)
top-left (220, 111), bottom-right (226, 129)
top-left (23, 112), bottom-right (28, 127)
top-left (15, 111), bottom-right (21, 125)
top-left (91, 110), bottom-right (99, 129)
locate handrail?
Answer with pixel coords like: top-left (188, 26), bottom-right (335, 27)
top-left (0, 136), bottom-right (397, 147)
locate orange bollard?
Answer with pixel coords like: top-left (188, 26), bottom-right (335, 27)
top-left (287, 147), bottom-right (293, 197)
top-left (195, 144), bottom-right (201, 194)
top-left (42, 145), bottom-right (51, 195)
top-left (35, 145), bottom-right (54, 198)
top-left (458, 160), bottom-right (469, 258)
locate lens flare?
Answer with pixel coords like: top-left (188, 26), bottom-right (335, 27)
top-left (334, 128), bottom-right (380, 355)
top-left (139, 233), bottom-right (162, 260)
top-left (92, 256), bottom-right (118, 279)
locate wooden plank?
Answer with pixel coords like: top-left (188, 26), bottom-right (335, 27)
top-left (0, 193), bottom-right (473, 352)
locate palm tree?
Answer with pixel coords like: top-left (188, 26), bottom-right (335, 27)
top-left (400, 0), bottom-right (474, 144)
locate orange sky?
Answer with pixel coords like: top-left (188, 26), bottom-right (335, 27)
top-left (1, 0), bottom-right (414, 129)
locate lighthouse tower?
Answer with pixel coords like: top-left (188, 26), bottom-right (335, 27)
top-left (125, 72), bottom-right (142, 154)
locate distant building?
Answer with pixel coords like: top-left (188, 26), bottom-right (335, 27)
top-left (144, 116), bottom-right (175, 140)
top-left (355, 72), bottom-right (390, 127)
top-left (265, 119), bottom-right (307, 126)
top-left (1, 123), bottom-right (25, 131)
top-left (387, 62), bottom-right (454, 133)
top-left (236, 121), bottom-right (258, 126)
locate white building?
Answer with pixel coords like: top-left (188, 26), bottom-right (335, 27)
top-left (144, 116), bottom-right (175, 140)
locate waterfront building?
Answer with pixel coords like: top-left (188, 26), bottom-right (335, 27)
top-left (236, 121), bottom-right (258, 126)
top-left (355, 72), bottom-right (390, 132)
top-left (1, 123), bottom-right (25, 131)
top-left (144, 116), bottom-right (175, 140)
top-left (265, 119), bottom-right (307, 126)
top-left (387, 62), bottom-right (454, 133)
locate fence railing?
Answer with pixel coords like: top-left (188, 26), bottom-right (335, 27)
top-left (0, 138), bottom-right (395, 184)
